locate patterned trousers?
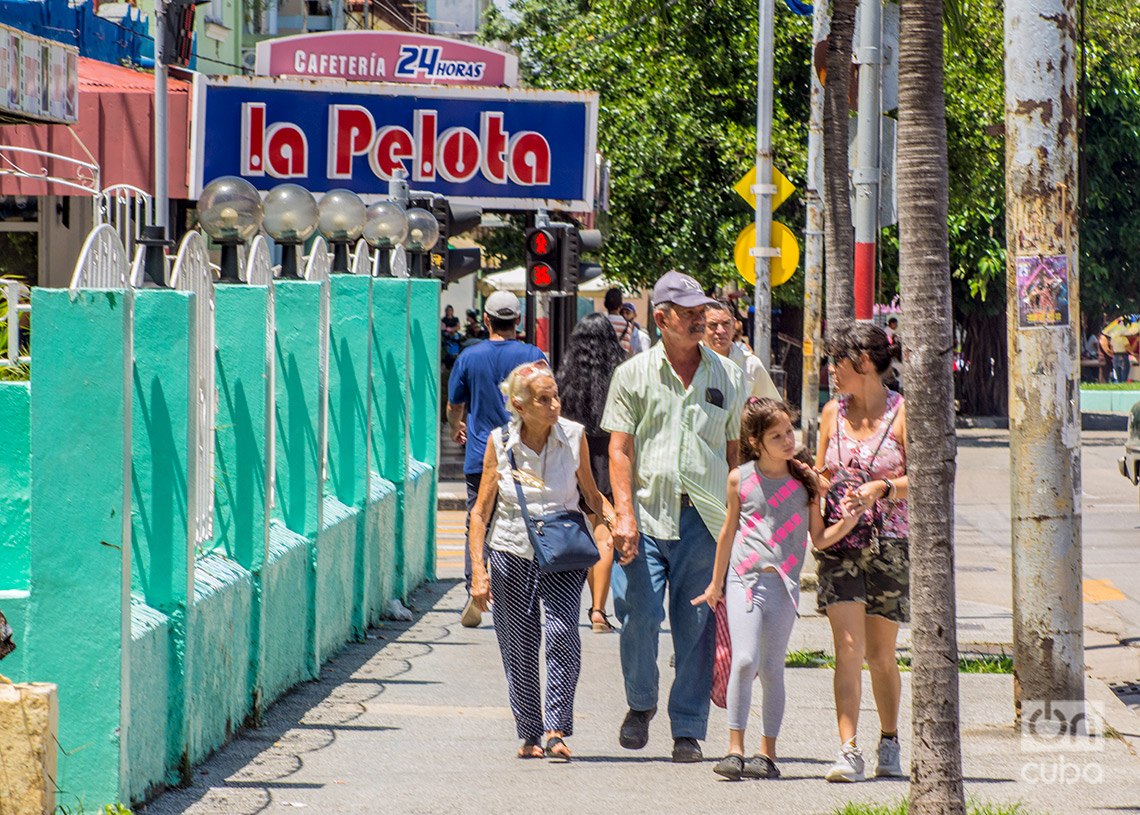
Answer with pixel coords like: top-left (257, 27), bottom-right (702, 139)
top-left (489, 549), bottom-right (588, 740)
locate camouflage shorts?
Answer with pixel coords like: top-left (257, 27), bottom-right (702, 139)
top-left (814, 537), bottom-right (910, 623)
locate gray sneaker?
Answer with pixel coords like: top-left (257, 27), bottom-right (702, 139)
top-left (875, 736), bottom-right (905, 777)
top-left (825, 741), bottom-right (865, 782)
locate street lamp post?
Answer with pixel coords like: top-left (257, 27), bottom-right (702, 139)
top-left (363, 201), bottom-right (409, 276)
top-left (262, 183), bottom-right (319, 279)
top-left (196, 176), bottom-right (264, 283)
top-left (317, 189), bottom-right (367, 273)
top-left (403, 207), bottom-right (439, 278)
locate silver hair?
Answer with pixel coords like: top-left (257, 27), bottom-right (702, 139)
top-left (499, 360), bottom-right (554, 419)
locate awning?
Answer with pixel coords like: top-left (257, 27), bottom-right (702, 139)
top-left (478, 265), bottom-right (632, 299)
top-left (0, 57), bottom-right (191, 197)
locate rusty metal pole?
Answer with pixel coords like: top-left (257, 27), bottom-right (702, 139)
top-left (801, 0), bottom-right (827, 450)
top-left (1005, 0), bottom-right (1083, 715)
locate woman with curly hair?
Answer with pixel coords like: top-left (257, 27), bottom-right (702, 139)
top-left (556, 312), bottom-right (629, 632)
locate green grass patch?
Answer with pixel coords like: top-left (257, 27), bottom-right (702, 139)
top-left (830, 800), bottom-right (1034, 815)
top-left (786, 650), bottom-right (1013, 673)
top-left (785, 648), bottom-right (835, 668)
top-left (1081, 382), bottom-right (1140, 391)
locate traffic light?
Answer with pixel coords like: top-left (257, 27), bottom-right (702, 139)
top-left (525, 227), bottom-right (560, 293)
top-left (408, 196), bottom-right (482, 284)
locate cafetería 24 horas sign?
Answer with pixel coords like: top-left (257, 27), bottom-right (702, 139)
top-left (254, 31), bottom-right (518, 87)
top-left (190, 76), bottom-right (599, 211)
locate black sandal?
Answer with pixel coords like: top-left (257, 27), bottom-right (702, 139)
top-left (545, 735), bottom-right (571, 761)
top-left (518, 737), bottom-right (543, 759)
top-left (742, 754), bottom-right (781, 779)
top-left (714, 753), bottom-right (745, 781)
top-left (591, 609), bottom-right (615, 633)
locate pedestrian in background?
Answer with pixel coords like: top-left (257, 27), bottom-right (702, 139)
top-left (619, 301), bottom-right (651, 352)
top-left (703, 299), bottom-right (780, 401)
top-left (467, 362), bottom-right (615, 760)
top-left (813, 323), bottom-right (910, 783)
top-left (604, 286), bottom-right (641, 356)
top-left (692, 398), bottom-right (861, 781)
top-left (556, 312), bottom-right (626, 633)
top-left (602, 270), bottom-right (745, 763)
top-left (446, 292), bottom-right (546, 628)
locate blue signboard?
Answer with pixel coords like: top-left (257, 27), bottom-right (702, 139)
top-left (191, 76), bottom-right (599, 210)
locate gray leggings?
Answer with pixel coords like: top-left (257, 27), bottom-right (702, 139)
top-left (725, 571), bottom-right (798, 734)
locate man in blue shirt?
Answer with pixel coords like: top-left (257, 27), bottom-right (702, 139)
top-left (446, 291), bottom-right (546, 627)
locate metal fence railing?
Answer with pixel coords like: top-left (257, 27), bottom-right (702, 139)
top-left (0, 278), bottom-right (30, 368)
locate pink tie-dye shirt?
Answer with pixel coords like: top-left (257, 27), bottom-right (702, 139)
top-left (729, 461), bottom-right (810, 609)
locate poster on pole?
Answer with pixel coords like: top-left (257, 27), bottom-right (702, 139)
top-left (1016, 254), bottom-right (1070, 328)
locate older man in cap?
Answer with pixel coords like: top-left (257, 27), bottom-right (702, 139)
top-left (447, 291), bottom-right (547, 627)
top-left (601, 270), bottom-right (746, 763)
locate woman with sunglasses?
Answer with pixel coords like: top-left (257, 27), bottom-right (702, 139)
top-left (467, 361), bottom-right (615, 760)
top-left (813, 324), bottom-right (910, 783)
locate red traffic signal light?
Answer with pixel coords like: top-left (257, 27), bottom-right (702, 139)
top-left (530, 262), bottom-right (555, 289)
top-left (527, 228), bottom-right (557, 258)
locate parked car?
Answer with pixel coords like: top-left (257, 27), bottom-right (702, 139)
top-left (1119, 398), bottom-right (1140, 509)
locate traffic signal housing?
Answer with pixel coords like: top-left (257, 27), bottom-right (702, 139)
top-left (408, 196), bottom-right (482, 284)
top-left (164, 0), bottom-right (209, 67)
top-left (525, 227), bottom-right (561, 293)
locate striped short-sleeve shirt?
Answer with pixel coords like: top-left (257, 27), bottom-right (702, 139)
top-left (601, 342), bottom-right (745, 539)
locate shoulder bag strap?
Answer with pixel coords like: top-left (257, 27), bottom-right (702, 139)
top-left (865, 401), bottom-right (901, 473)
top-left (503, 424), bottom-right (537, 532)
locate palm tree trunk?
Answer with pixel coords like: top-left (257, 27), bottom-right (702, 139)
top-left (823, 0), bottom-right (857, 337)
top-left (897, 0), bottom-right (966, 811)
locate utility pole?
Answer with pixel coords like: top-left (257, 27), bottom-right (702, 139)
top-left (852, 0), bottom-right (882, 322)
top-left (801, 0), bottom-right (827, 448)
top-left (1005, 0), bottom-right (1083, 714)
top-left (751, 0), bottom-right (776, 367)
top-left (154, 0), bottom-right (168, 233)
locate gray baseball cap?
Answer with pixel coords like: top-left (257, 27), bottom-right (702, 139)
top-left (484, 291), bottom-right (521, 319)
top-left (652, 270), bottom-right (717, 309)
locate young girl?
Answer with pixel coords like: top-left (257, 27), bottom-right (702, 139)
top-left (692, 398), bottom-right (861, 781)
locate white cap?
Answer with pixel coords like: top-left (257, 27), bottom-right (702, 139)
top-left (484, 291), bottom-right (521, 319)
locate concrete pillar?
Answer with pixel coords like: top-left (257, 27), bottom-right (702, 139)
top-left (406, 279), bottom-right (440, 587)
top-left (29, 288), bottom-right (132, 804)
top-left (0, 682), bottom-right (59, 815)
top-left (130, 288), bottom-right (195, 779)
top-left (327, 275), bottom-right (374, 636)
top-left (273, 279), bottom-right (325, 677)
top-left (371, 279), bottom-right (410, 601)
top-left (0, 382), bottom-right (31, 682)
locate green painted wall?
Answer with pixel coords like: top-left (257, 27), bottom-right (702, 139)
top-left (18, 273), bottom-right (441, 807)
top-left (0, 382), bottom-right (30, 592)
top-left (128, 600), bottom-right (170, 802)
top-left (28, 288), bottom-right (132, 804)
top-left (213, 286), bottom-right (271, 569)
top-left (371, 280), bottom-right (410, 596)
top-left (407, 281), bottom-right (440, 582)
top-left (1080, 388), bottom-right (1140, 414)
top-left (273, 281), bottom-right (325, 538)
top-left (130, 289), bottom-right (195, 782)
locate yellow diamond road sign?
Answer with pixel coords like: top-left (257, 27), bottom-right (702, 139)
top-left (733, 166), bottom-right (795, 211)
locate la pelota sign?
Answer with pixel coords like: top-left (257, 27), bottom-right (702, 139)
top-left (254, 31), bottom-right (519, 87)
top-left (191, 76), bottom-right (598, 210)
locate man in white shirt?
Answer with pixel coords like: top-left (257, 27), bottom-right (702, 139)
top-left (703, 300), bottom-right (780, 400)
top-left (605, 287), bottom-right (641, 356)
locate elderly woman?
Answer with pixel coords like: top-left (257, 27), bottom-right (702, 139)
top-left (814, 323), bottom-right (909, 783)
top-left (468, 361), bottom-right (615, 760)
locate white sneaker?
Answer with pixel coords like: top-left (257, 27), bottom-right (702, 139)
top-left (825, 740), bottom-right (865, 782)
top-left (875, 736), bottom-right (905, 777)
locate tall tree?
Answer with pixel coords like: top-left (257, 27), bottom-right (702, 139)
top-left (822, 0), bottom-right (857, 335)
top-left (896, 0), bottom-right (965, 811)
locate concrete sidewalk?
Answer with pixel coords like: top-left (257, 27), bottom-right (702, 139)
top-left (140, 569), bottom-right (1140, 815)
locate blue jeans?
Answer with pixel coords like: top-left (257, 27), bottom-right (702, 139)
top-left (1114, 353), bottom-right (1131, 383)
top-left (611, 506), bottom-right (717, 740)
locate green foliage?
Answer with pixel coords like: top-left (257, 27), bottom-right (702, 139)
top-left (1082, 382), bottom-right (1140, 391)
top-left (482, 0), bottom-right (810, 300)
top-left (0, 275), bottom-right (29, 381)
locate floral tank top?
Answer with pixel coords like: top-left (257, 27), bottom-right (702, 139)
top-left (824, 389), bottom-right (908, 539)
